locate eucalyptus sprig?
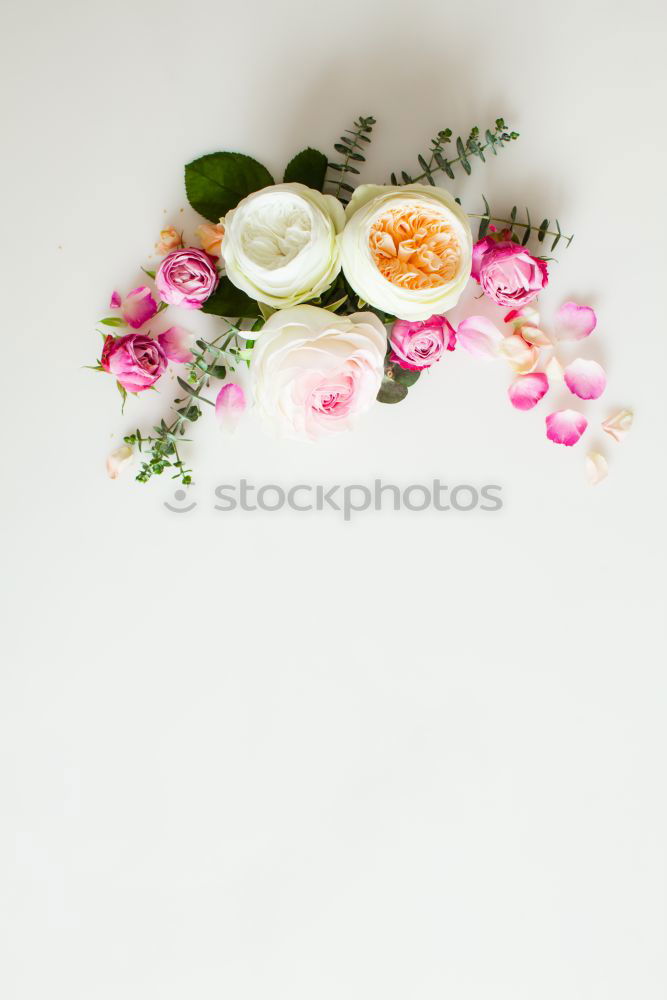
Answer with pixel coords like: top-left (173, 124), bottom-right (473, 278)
top-left (391, 119), bottom-right (519, 187)
top-left (326, 115), bottom-right (376, 204)
top-left (472, 195), bottom-right (574, 250)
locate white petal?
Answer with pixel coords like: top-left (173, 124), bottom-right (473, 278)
top-left (585, 451), bottom-right (608, 486)
top-left (602, 408), bottom-right (634, 443)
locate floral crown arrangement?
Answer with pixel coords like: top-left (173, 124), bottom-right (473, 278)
top-left (93, 115), bottom-right (632, 487)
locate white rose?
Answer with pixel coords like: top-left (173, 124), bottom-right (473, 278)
top-left (221, 183), bottom-right (345, 309)
top-left (250, 305), bottom-right (386, 441)
top-left (340, 184), bottom-right (473, 321)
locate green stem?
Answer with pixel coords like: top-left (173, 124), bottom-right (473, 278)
top-left (468, 213), bottom-right (573, 245)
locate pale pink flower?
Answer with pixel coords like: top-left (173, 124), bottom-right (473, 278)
top-left (215, 382), bottom-right (246, 431)
top-left (156, 247), bottom-right (218, 309)
top-left (563, 359), bottom-right (607, 400)
top-left (554, 302), bottom-right (597, 341)
top-left (546, 409), bottom-right (588, 446)
top-left (389, 315), bottom-right (456, 371)
top-left (508, 373), bottom-right (549, 410)
top-left (196, 222), bottom-right (225, 258)
top-left (157, 326), bottom-right (195, 363)
top-left (156, 226), bottom-right (183, 255)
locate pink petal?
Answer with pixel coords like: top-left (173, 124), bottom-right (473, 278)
top-left (109, 290), bottom-right (121, 309)
top-left (158, 326), bottom-right (194, 363)
top-left (601, 408), bottom-right (633, 443)
top-left (546, 409), bottom-right (588, 446)
top-left (518, 324), bottom-right (551, 347)
top-left (508, 372), bottom-right (549, 410)
top-left (121, 286), bottom-right (158, 329)
top-left (456, 315), bottom-right (504, 359)
top-left (504, 305), bottom-right (540, 328)
top-left (563, 358), bottom-right (606, 400)
top-left (215, 382), bottom-right (246, 431)
top-left (554, 302), bottom-right (597, 341)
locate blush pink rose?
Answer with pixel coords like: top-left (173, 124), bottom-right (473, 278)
top-left (155, 247), bottom-right (218, 309)
top-left (389, 314), bottom-right (456, 371)
top-left (472, 236), bottom-right (548, 308)
top-left (101, 333), bottom-right (167, 392)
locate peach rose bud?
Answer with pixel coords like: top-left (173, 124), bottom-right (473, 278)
top-left (196, 222), bottom-right (225, 257)
top-left (156, 226), bottom-right (182, 255)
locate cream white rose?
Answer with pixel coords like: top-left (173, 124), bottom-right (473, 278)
top-left (221, 183), bottom-right (344, 309)
top-left (250, 305), bottom-right (386, 441)
top-left (340, 184), bottom-right (473, 321)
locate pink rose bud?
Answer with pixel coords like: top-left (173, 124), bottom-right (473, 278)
top-left (389, 314), bottom-right (456, 371)
top-left (156, 226), bottom-right (182, 255)
top-left (215, 382), bottom-right (246, 432)
top-left (196, 222), bottom-right (225, 258)
top-left (472, 236), bottom-right (548, 308)
top-left (106, 444), bottom-right (134, 479)
top-left (155, 247), bottom-right (219, 309)
top-left (121, 286), bottom-right (158, 329)
top-left (101, 333), bottom-right (167, 392)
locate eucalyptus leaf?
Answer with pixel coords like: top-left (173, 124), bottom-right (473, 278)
top-left (377, 377), bottom-right (408, 404)
top-left (393, 367), bottom-right (421, 388)
top-left (184, 152), bottom-right (274, 222)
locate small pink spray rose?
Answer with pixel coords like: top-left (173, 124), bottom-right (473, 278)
top-left (101, 333), bottom-right (167, 392)
top-left (155, 247), bottom-right (219, 309)
top-left (472, 234), bottom-right (548, 308)
top-left (389, 315), bottom-right (456, 371)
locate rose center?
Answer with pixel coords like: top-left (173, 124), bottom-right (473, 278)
top-left (240, 194), bottom-right (312, 271)
top-left (369, 206), bottom-right (462, 290)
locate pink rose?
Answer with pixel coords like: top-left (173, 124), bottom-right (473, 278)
top-left (101, 333), bottom-right (167, 392)
top-left (472, 236), bottom-right (548, 308)
top-left (155, 247), bottom-right (219, 309)
top-left (389, 314), bottom-right (456, 371)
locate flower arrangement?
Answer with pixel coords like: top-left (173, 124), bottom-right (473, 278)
top-left (93, 115), bottom-right (632, 487)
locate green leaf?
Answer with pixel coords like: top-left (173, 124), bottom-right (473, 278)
top-left (283, 147), bottom-right (328, 191)
top-left (392, 367), bottom-right (421, 388)
top-left (202, 276), bottom-right (261, 319)
top-left (521, 208), bottom-right (532, 246)
top-left (377, 377), bottom-right (408, 404)
top-left (116, 380), bottom-right (127, 413)
top-left (456, 136), bottom-right (471, 175)
top-left (537, 218), bottom-right (549, 242)
top-left (184, 152), bottom-right (274, 222)
top-left (141, 267), bottom-right (156, 279)
top-left (100, 317), bottom-right (125, 327)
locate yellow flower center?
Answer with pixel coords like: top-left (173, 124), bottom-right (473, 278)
top-left (369, 206), bottom-right (462, 290)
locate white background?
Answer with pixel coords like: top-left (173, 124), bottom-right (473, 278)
top-left (2, 1), bottom-right (666, 997)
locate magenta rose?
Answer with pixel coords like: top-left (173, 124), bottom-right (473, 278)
top-left (472, 236), bottom-right (548, 308)
top-left (155, 247), bottom-right (218, 309)
top-left (101, 333), bottom-right (167, 392)
top-left (389, 314), bottom-right (456, 371)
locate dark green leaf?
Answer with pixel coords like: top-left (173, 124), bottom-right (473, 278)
top-left (392, 367), bottom-right (421, 388)
top-left (184, 152), bottom-right (274, 222)
top-left (538, 218), bottom-right (549, 243)
top-left (377, 377), bottom-right (408, 404)
top-left (202, 276), bottom-right (261, 319)
top-left (522, 208), bottom-right (532, 246)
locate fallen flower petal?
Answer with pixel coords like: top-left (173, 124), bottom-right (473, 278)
top-left (158, 326), bottom-right (195, 363)
top-left (518, 324), bottom-right (552, 347)
top-left (602, 408), bottom-right (633, 443)
top-left (554, 301), bottom-right (597, 341)
top-left (215, 382), bottom-right (246, 431)
top-left (106, 444), bottom-right (133, 479)
top-left (546, 409), bottom-right (588, 446)
top-left (545, 354), bottom-right (564, 382)
top-left (585, 451), bottom-right (608, 486)
top-left (564, 358), bottom-right (607, 400)
top-left (508, 372), bottom-right (549, 410)
top-left (456, 315), bottom-right (504, 359)
top-left (504, 305), bottom-right (540, 328)
top-left (500, 333), bottom-right (539, 373)
top-left (109, 290), bottom-right (122, 309)
top-left (121, 286), bottom-right (158, 329)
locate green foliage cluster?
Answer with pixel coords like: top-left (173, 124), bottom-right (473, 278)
top-left (391, 119), bottom-right (519, 186)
